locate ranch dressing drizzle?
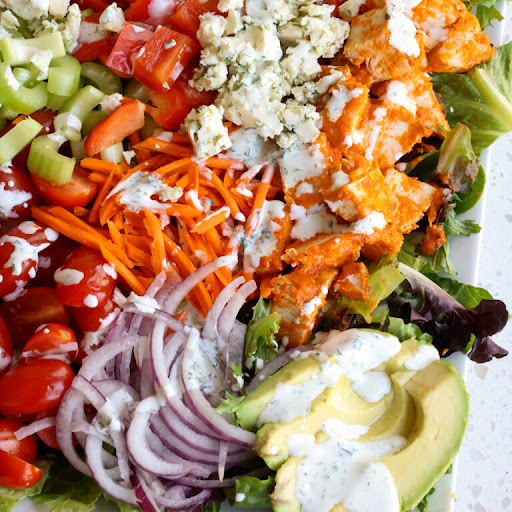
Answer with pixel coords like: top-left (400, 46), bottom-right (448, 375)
top-left (257, 330), bottom-right (400, 427)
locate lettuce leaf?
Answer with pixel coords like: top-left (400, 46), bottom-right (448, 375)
top-left (464, 0), bottom-right (505, 29)
top-left (224, 476), bottom-right (275, 508)
top-left (397, 235), bottom-right (457, 275)
top-left (244, 298), bottom-right (280, 371)
top-left (384, 317), bottom-right (433, 343)
top-left (432, 41), bottom-right (512, 155)
top-left (443, 212), bottom-right (481, 236)
top-left (215, 391), bottom-right (245, 425)
top-left (425, 274), bottom-right (493, 308)
top-left (397, 263), bottom-right (508, 362)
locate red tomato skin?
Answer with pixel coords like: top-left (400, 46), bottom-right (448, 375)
top-left (0, 165), bottom-right (40, 223)
top-left (0, 287), bottom-right (70, 347)
top-left (0, 222), bottom-right (58, 300)
top-left (132, 26), bottom-right (199, 93)
top-left (0, 359), bottom-right (74, 416)
top-left (71, 295), bottom-right (121, 332)
top-left (55, 246), bottom-right (117, 308)
top-left (0, 317), bottom-right (13, 376)
top-left (0, 451), bottom-right (43, 489)
top-left (19, 324), bottom-right (78, 366)
top-left (106, 22), bottom-right (153, 76)
top-left (33, 236), bottom-right (79, 288)
top-left (30, 165), bottom-right (98, 210)
top-left (0, 419), bottom-right (38, 463)
top-left (35, 410), bottom-right (60, 450)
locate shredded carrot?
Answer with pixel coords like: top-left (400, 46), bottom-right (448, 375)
top-left (126, 243), bottom-right (152, 268)
top-left (191, 206), bottom-right (230, 235)
top-left (88, 173), bottom-right (108, 184)
top-left (100, 245), bottom-right (146, 295)
top-left (107, 220), bottom-right (125, 250)
top-left (89, 169), bottom-right (116, 223)
top-left (128, 132), bottom-right (152, 163)
top-left (188, 162), bottom-right (199, 191)
top-left (80, 158), bottom-right (122, 175)
top-left (73, 207), bottom-right (90, 217)
top-left (204, 157), bottom-right (245, 170)
top-left (12, 115), bottom-right (27, 125)
top-left (202, 226), bottom-right (225, 256)
top-left (202, 172), bottom-right (241, 217)
top-left (135, 138), bottom-right (194, 158)
top-left (144, 210), bottom-right (166, 275)
top-left (245, 164), bottom-right (275, 236)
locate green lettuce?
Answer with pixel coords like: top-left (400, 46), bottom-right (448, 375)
top-left (464, 0), bottom-right (505, 29)
top-left (443, 211), bottom-right (481, 236)
top-left (215, 391), bottom-right (245, 425)
top-left (432, 41), bottom-right (512, 155)
top-left (397, 235), bottom-right (457, 275)
top-left (425, 274), bottom-right (493, 308)
top-left (384, 317), bottom-right (433, 343)
top-left (244, 298), bottom-right (280, 371)
top-left (224, 476), bottom-right (275, 508)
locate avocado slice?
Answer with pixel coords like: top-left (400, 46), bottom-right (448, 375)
top-left (381, 360), bottom-right (469, 511)
top-left (256, 373), bottom-right (392, 470)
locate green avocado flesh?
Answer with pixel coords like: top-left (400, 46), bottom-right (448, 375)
top-left (235, 332), bottom-right (469, 512)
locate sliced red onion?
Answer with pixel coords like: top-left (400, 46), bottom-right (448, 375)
top-left (14, 417), bottom-right (56, 440)
top-left (131, 470), bottom-right (162, 512)
top-left (218, 442), bottom-right (228, 482)
top-left (174, 467), bottom-right (269, 489)
top-left (156, 486), bottom-right (212, 509)
top-left (123, 303), bottom-right (188, 334)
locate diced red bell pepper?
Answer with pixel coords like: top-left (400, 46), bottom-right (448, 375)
top-left (105, 22), bottom-right (153, 76)
top-left (74, 0), bottom-right (110, 11)
top-left (148, 76), bottom-right (217, 130)
top-left (132, 26), bottom-right (199, 93)
top-left (125, 0), bottom-right (179, 26)
top-left (169, 0), bottom-right (220, 40)
top-left (72, 36), bottom-right (115, 64)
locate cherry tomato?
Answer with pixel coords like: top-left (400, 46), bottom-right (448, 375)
top-left (0, 451), bottom-right (43, 489)
top-left (0, 164), bottom-right (40, 223)
top-left (0, 287), bottom-right (70, 347)
top-left (0, 317), bottom-right (13, 375)
top-left (0, 419), bottom-right (37, 463)
top-left (30, 165), bottom-right (98, 209)
top-left (32, 236), bottom-right (79, 287)
top-left (0, 359), bottom-right (74, 416)
top-left (0, 221), bottom-right (59, 300)
top-left (55, 246), bottom-right (117, 308)
top-left (19, 323), bottom-right (78, 366)
top-left (71, 295), bottom-right (121, 332)
top-left (35, 410), bottom-right (60, 450)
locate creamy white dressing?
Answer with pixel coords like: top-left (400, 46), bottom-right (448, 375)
top-left (84, 294), bottom-right (99, 308)
top-left (224, 128), bottom-right (278, 168)
top-left (404, 344), bottom-right (439, 370)
top-left (326, 85), bottom-right (363, 122)
top-left (54, 268), bottom-right (84, 285)
top-left (78, 21), bottom-right (107, 43)
top-left (289, 203), bottom-right (342, 241)
top-left (278, 142), bottom-right (325, 191)
top-left (386, 0), bottom-right (422, 58)
top-left (1, 235), bottom-right (47, 275)
top-left (365, 107), bottom-right (387, 160)
top-left (381, 80), bottom-right (416, 114)
top-left (0, 183), bottom-right (32, 220)
top-left (126, 292), bottom-right (160, 314)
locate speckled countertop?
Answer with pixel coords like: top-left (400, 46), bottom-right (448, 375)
top-left (454, 122), bottom-right (512, 509)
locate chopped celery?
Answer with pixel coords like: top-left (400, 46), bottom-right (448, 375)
top-left (100, 142), bottom-right (123, 164)
top-left (141, 115), bottom-right (158, 140)
top-left (124, 78), bottom-right (150, 103)
top-left (81, 62), bottom-right (122, 95)
top-left (0, 105), bottom-right (19, 120)
top-left (82, 110), bottom-right (108, 135)
top-left (81, 8), bottom-right (95, 17)
top-left (70, 140), bottom-right (88, 160)
top-left (47, 93), bottom-right (68, 111)
top-left (48, 55), bottom-right (81, 97)
top-left (12, 67), bottom-right (39, 87)
top-left (0, 33), bottom-right (66, 66)
top-left (60, 85), bottom-right (105, 123)
top-left (0, 118), bottom-right (42, 164)
top-left (0, 119), bottom-right (6, 132)
top-left (0, 63), bottom-right (48, 115)
top-left (27, 134), bottom-right (75, 185)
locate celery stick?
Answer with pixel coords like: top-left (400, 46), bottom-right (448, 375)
top-left (48, 55), bottom-right (81, 97)
top-left (47, 93), bottom-right (68, 111)
top-left (28, 134), bottom-right (75, 185)
top-left (82, 110), bottom-right (108, 135)
top-left (100, 142), bottom-right (123, 164)
top-left (0, 105), bottom-right (19, 120)
top-left (124, 78), bottom-right (150, 103)
top-left (0, 119), bottom-right (6, 132)
top-left (0, 33), bottom-right (66, 66)
top-left (12, 67), bottom-right (38, 87)
top-left (0, 118), bottom-right (42, 164)
top-left (70, 140), bottom-right (88, 160)
top-left (81, 62), bottom-right (122, 95)
top-left (60, 85), bottom-right (105, 122)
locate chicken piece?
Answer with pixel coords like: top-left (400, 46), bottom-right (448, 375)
top-left (427, 9), bottom-right (494, 73)
top-left (412, 0), bottom-right (465, 50)
top-left (270, 266), bottom-right (338, 347)
top-left (420, 224), bottom-right (447, 255)
top-left (243, 200), bottom-right (292, 276)
top-left (332, 262), bottom-right (370, 300)
top-left (361, 224), bottom-right (405, 260)
top-left (344, 7), bottom-right (426, 81)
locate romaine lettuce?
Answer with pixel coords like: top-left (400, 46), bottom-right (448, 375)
top-left (224, 476), bottom-right (275, 508)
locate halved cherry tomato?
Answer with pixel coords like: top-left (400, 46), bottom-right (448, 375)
top-left (33, 236), bottom-right (79, 288)
top-left (19, 324), bottom-right (78, 366)
top-left (35, 410), bottom-right (60, 450)
top-left (0, 164), bottom-right (40, 223)
top-left (0, 359), bottom-right (74, 416)
top-left (0, 221), bottom-right (59, 300)
top-left (55, 246), bottom-right (117, 308)
top-left (30, 165), bottom-right (98, 210)
top-left (0, 451), bottom-right (42, 489)
top-left (106, 22), bottom-right (153, 76)
top-left (132, 26), bottom-right (199, 93)
top-left (0, 317), bottom-right (13, 376)
top-left (71, 295), bottom-right (121, 332)
top-left (0, 287), bottom-right (70, 347)
top-left (0, 419), bottom-right (37, 463)
top-left (169, 0), bottom-right (220, 40)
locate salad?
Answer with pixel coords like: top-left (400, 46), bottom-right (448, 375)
top-left (0, 0), bottom-right (510, 509)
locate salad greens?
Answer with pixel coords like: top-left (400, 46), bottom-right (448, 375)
top-left (224, 476), bottom-right (275, 509)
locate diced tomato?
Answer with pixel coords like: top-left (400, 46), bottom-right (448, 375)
top-left (0, 419), bottom-right (38, 463)
top-left (0, 287), bottom-right (70, 347)
top-left (55, 246), bottom-right (117, 308)
top-left (106, 22), bottom-right (153, 76)
top-left (132, 26), bottom-right (199, 93)
top-left (30, 165), bottom-right (97, 210)
top-left (169, 0), bottom-right (220, 40)
top-left (0, 165), bottom-right (39, 223)
top-left (0, 222), bottom-right (59, 301)
top-left (73, 36), bottom-right (115, 64)
top-left (74, 0), bottom-right (110, 10)
top-left (0, 359), bottom-right (74, 416)
top-left (19, 324), bottom-right (78, 366)
top-left (0, 318), bottom-right (13, 376)
top-left (149, 76), bottom-right (217, 129)
top-left (83, 10), bottom-right (103, 23)
top-left (33, 236), bottom-right (79, 288)
top-left (35, 410), bottom-right (60, 450)
top-left (0, 451), bottom-right (42, 489)
top-left (125, 0), bottom-right (179, 26)
top-left (71, 295), bottom-right (121, 332)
